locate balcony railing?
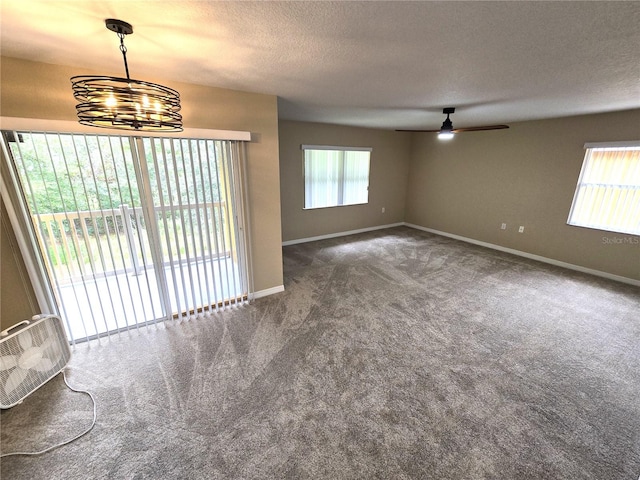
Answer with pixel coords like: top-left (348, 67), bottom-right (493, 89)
top-left (33, 202), bottom-right (231, 285)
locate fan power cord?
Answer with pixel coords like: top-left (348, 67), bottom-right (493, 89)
top-left (0, 369), bottom-right (97, 458)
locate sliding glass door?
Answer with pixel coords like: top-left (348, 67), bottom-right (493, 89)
top-left (2, 131), bottom-right (249, 343)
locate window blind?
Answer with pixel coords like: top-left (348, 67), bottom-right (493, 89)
top-left (302, 146), bottom-right (371, 209)
top-left (3, 131), bottom-right (249, 343)
top-left (567, 145), bottom-right (640, 235)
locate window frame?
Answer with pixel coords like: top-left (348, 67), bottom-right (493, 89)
top-left (301, 144), bottom-right (372, 210)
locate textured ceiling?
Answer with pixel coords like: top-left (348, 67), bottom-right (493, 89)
top-left (1, 1), bottom-right (639, 130)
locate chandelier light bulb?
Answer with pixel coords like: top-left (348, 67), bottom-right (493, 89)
top-left (105, 95), bottom-right (117, 108)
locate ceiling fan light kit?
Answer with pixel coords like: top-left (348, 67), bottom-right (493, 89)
top-left (437, 107), bottom-right (456, 139)
top-left (70, 19), bottom-right (183, 132)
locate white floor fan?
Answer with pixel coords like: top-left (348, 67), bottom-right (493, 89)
top-left (0, 314), bottom-right (71, 408)
top-left (0, 314), bottom-right (95, 457)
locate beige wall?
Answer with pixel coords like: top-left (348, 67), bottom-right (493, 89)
top-left (279, 120), bottom-right (410, 241)
top-left (280, 112), bottom-right (639, 281)
top-left (405, 109), bottom-right (640, 280)
top-left (0, 56), bottom-right (283, 319)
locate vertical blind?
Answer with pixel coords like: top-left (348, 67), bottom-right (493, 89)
top-left (303, 145), bottom-right (371, 209)
top-left (567, 144), bottom-right (640, 235)
top-left (3, 131), bottom-right (249, 343)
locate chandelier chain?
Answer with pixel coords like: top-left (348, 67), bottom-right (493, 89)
top-left (118, 32), bottom-right (131, 80)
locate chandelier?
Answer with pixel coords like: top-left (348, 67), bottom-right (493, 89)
top-left (71, 19), bottom-right (182, 132)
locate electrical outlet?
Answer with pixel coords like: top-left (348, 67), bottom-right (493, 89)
top-left (518, 226), bottom-right (525, 233)
top-left (381, 207), bottom-right (385, 213)
top-left (501, 223), bottom-right (507, 230)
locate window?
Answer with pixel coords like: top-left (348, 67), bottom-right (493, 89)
top-left (567, 142), bottom-right (640, 235)
top-left (303, 145), bottom-right (371, 209)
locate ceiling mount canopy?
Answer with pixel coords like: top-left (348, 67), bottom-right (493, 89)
top-left (70, 18), bottom-right (182, 132)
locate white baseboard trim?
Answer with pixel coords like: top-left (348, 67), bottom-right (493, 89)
top-left (250, 285), bottom-right (285, 300)
top-left (405, 223), bottom-right (640, 287)
top-left (282, 223), bottom-right (405, 246)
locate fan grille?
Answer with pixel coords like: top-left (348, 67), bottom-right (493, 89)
top-left (0, 316), bottom-right (71, 408)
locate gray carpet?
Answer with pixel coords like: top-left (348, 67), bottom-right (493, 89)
top-left (2, 226), bottom-right (639, 479)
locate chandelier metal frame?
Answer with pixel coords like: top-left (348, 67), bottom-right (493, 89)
top-left (71, 19), bottom-right (182, 132)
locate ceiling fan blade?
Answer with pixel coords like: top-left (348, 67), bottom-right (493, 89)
top-left (395, 128), bottom-right (441, 132)
top-left (395, 125), bottom-right (509, 133)
top-left (452, 125), bottom-right (510, 132)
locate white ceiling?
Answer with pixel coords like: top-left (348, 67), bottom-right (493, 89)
top-left (1, 1), bottom-right (639, 130)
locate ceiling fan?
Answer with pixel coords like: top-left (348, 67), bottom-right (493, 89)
top-left (397, 107), bottom-right (509, 139)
